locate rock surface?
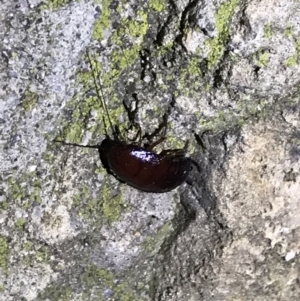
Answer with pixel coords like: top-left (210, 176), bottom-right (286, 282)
top-left (0, 0), bottom-right (300, 300)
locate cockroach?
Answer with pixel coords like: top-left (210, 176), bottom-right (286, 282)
top-left (55, 53), bottom-right (192, 193)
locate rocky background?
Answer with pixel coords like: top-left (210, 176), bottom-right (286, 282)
top-left (1, 0), bottom-right (300, 300)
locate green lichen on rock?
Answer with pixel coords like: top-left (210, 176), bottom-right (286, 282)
top-left (21, 240), bottom-right (52, 266)
top-left (121, 10), bottom-right (148, 38)
top-left (255, 49), bottom-right (269, 67)
top-left (24, 241), bottom-right (33, 252)
top-left (36, 245), bottom-right (51, 263)
top-left (285, 55), bottom-right (297, 67)
top-left (92, 0), bottom-right (112, 41)
top-left (197, 92), bottom-right (287, 133)
top-left (0, 236), bottom-right (8, 269)
top-left (0, 200), bottom-right (8, 211)
top-left (150, 0), bottom-right (165, 11)
top-left (7, 175), bottom-right (27, 203)
top-left (42, 0), bottom-right (72, 10)
top-left (199, 98), bottom-right (269, 133)
top-left (149, 0), bottom-right (166, 12)
top-left (165, 134), bottom-right (188, 150)
top-left (81, 265), bottom-right (143, 301)
top-left (56, 56), bottom-right (105, 143)
top-left (62, 119), bottom-right (85, 143)
top-left (285, 38), bottom-right (300, 67)
top-left (264, 23), bottom-right (273, 39)
top-left (55, 286), bottom-right (73, 301)
top-left (109, 9), bottom-right (148, 80)
top-left (73, 185), bottom-right (102, 222)
top-left (101, 185), bottom-right (125, 222)
top-left (178, 56), bottom-right (203, 96)
top-left (143, 222), bottom-right (173, 255)
top-left (111, 8), bottom-right (148, 43)
top-left (15, 217), bottom-right (27, 231)
top-left (7, 171), bottom-right (42, 209)
top-left (21, 89), bottom-right (38, 112)
top-left (39, 285), bottom-right (74, 301)
top-left (109, 46), bottom-right (140, 80)
top-left (208, 0), bottom-right (240, 69)
top-left (73, 184), bottom-right (125, 224)
top-left (284, 27), bottom-right (293, 38)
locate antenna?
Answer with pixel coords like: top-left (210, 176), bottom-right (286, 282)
top-left (86, 51), bottom-right (115, 138)
top-left (119, 46), bottom-right (142, 143)
top-left (53, 140), bottom-right (99, 149)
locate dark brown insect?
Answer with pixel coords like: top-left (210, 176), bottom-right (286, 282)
top-left (55, 53), bottom-right (192, 193)
top-left (101, 137), bottom-right (192, 193)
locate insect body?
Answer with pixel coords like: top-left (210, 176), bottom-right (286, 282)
top-left (100, 138), bottom-right (192, 193)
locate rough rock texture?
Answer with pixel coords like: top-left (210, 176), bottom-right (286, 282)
top-left (0, 0), bottom-right (300, 300)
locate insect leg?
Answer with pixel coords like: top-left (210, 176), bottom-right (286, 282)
top-left (159, 140), bottom-right (189, 158)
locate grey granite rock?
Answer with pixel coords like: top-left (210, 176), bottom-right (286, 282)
top-left (0, 0), bottom-right (299, 300)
